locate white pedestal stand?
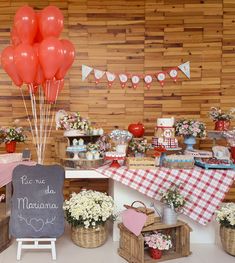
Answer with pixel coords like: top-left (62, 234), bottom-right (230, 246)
top-left (16, 238), bottom-right (56, 260)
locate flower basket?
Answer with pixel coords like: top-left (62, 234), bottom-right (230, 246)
top-left (71, 223), bottom-right (108, 248)
top-left (220, 226), bottom-right (235, 256)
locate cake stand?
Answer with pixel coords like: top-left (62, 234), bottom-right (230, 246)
top-left (105, 156), bottom-right (126, 168)
top-left (66, 149), bottom-right (86, 160)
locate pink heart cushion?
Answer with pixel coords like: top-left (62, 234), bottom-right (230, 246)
top-left (122, 209), bottom-right (147, 236)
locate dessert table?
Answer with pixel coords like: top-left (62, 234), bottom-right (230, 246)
top-left (65, 165), bottom-right (235, 242)
top-left (96, 165), bottom-right (235, 226)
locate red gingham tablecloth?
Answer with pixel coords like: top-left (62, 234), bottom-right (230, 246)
top-left (96, 165), bottom-right (235, 225)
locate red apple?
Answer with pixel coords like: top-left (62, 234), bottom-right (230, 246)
top-left (128, 123), bottom-right (145, 138)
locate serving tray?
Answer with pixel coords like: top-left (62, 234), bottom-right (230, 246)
top-left (195, 160), bottom-right (235, 170)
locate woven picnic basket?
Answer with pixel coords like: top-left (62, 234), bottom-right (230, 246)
top-left (71, 223), bottom-right (108, 248)
top-left (124, 201), bottom-right (156, 227)
top-left (220, 226), bottom-right (235, 256)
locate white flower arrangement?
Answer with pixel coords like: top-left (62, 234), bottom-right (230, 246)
top-left (144, 231), bottom-right (172, 250)
top-left (161, 184), bottom-right (186, 212)
top-left (63, 190), bottom-right (115, 229)
top-left (216, 203), bottom-right (235, 229)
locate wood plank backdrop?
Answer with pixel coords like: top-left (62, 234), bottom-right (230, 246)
top-left (0, 0), bottom-right (234, 201)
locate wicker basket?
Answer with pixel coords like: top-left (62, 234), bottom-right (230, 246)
top-left (71, 223), bottom-right (108, 248)
top-left (220, 226), bottom-right (235, 256)
top-left (124, 201), bottom-right (156, 227)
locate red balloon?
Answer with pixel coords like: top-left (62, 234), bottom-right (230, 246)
top-left (34, 12), bottom-right (43, 43)
top-left (55, 39), bottom-right (75, 80)
top-left (28, 84), bottom-right (38, 94)
top-left (43, 78), bottom-right (64, 104)
top-left (39, 6), bottom-right (64, 39)
top-left (11, 26), bottom-right (21, 46)
top-left (39, 37), bottom-right (64, 80)
top-left (1, 46), bottom-right (23, 86)
top-left (14, 43), bottom-right (38, 84)
top-left (14, 6), bottom-right (37, 44)
top-left (33, 43), bottom-right (45, 85)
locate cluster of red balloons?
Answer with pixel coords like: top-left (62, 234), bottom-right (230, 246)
top-left (1, 5), bottom-right (75, 103)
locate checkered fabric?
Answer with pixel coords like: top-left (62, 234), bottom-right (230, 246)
top-left (96, 165), bottom-right (235, 225)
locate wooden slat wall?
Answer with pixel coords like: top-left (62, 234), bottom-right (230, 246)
top-left (0, 0), bottom-right (234, 201)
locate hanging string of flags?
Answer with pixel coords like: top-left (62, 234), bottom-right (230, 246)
top-left (82, 61), bottom-right (190, 89)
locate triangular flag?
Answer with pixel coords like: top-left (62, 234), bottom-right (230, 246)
top-left (106, 72), bottom-right (116, 88)
top-left (82, 65), bottom-right (93, 81)
top-left (94, 69), bottom-right (105, 84)
top-left (178, 61), bottom-right (190, 79)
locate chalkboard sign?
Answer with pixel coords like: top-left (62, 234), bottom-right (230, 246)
top-left (10, 164), bottom-right (65, 238)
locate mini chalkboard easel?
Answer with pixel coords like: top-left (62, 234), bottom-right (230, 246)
top-left (16, 238), bottom-right (56, 260)
top-left (10, 164), bottom-right (65, 261)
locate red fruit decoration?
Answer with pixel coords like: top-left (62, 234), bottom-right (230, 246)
top-left (128, 122), bottom-right (145, 138)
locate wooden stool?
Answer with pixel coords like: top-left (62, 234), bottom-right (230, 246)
top-left (16, 238), bottom-right (56, 260)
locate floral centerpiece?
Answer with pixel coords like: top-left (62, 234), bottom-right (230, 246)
top-left (215, 203), bottom-right (235, 256)
top-left (0, 126), bottom-right (27, 153)
top-left (144, 231), bottom-right (172, 259)
top-left (56, 111), bottom-right (91, 134)
top-left (174, 119), bottom-right (206, 138)
top-left (208, 107), bottom-right (235, 131)
top-left (63, 190), bottom-right (115, 248)
top-left (161, 184), bottom-right (186, 225)
top-left (174, 119), bottom-right (206, 150)
top-left (128, 138), bottom-right (151, 156)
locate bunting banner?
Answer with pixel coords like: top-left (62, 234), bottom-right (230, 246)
top-left (131, 75), bottom-right (141, 89)
top-left (119, 74), bottom-right (128, 88)
top-left (144, 74), bottom-right (153, 89)
top-left (178, 61), bottom-right (190, 79)
top-left (106, 72), bottom-right (116, 88)
top-left (82, 64), bottom-right (93, 81)
top-left (81, 61), bottom-right (190, 89)
top-left (94, 69), bottom-right (105, 84)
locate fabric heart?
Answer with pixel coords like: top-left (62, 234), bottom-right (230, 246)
top-left (122, 209), bottom-right (147, 236)
top-left (29, 218), bottom-right (45, 232)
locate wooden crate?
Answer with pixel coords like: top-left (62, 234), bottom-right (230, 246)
top-left (62, 157), bottom-right (104, 169)
top-left (118, 219), bottom-right (192, 263)
top-left (0, 203), bottom-right (11, 253)
top-left (126, 157), bottom-right (156, 170)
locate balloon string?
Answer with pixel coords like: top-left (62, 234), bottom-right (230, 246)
top-left (48, 79), bottom-right (60, 138)
top-left (42, 80), bottom-right (51, 164)
top-left (32, 88), bottom-right (40, 162)
top-left (20, 88), bottom-right (36, 147)
top-left (39, 85), bottom-right (45, 164)
top-left (29, 84), bottom-right (40, 162)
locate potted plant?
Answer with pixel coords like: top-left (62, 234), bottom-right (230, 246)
top-left (128, 138), bottom-right (151, 157)
top-left (0, 126), bottom-right (27, 153)
top-left (160, 184), bottom-right (186, 225)
top-left (144, 231), bottom-right (172, 259)
top-left (208, 107), bottom-right (235, 131)
top-left (174, 119), bottom-right (206, 150)
top-left (216, 203), bottom-right (235, 256)
top-left (63, 190), bottom-right (115, 248)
